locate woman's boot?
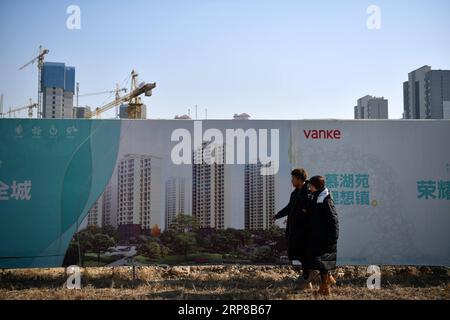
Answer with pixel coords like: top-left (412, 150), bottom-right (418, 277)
top-left (317, 273), bottom-right (335, 295)
top-left (327, 273), bottom-right (336, 286)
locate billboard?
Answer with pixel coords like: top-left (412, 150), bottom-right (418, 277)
top-left (1, 119), bottom-right (449, 268)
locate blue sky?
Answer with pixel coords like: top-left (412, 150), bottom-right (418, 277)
top-left (1, 0), bottom-right (449, 119)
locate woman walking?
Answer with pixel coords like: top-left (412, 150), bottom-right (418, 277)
top-left (298, 175), bottom-right (339, 295)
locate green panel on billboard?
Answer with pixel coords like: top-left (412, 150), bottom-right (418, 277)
top-left (0, 119), bottom-right (121, 268)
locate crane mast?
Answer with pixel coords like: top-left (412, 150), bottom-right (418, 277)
top-left (18, 46), bottom-right (49, 118)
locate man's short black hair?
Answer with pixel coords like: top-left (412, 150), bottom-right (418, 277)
top-left (291, 168), bottom-right (308, 181)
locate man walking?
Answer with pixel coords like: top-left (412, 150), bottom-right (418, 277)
top-left (273, 168), bottom-right (311, 284)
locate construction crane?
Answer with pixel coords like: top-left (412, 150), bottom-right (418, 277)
top-left (18, 45), bottom-right (49, 118)
top-left (87, 70), bottom-right (156, 119)
top-left (78, 84), bottom-right (127, 118)
top-left (6, 98), bottom-right (38, 118)
top-left (128, 70), bottom-right (150, 119)
top-left (78, 86), bottom-right (127, 97)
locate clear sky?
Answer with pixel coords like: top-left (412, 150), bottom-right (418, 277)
top-left (1, 0), bottom-right (449, 120)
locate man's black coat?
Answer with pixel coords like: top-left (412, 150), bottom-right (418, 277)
top-left (275, 183), bottom-right (311, 261)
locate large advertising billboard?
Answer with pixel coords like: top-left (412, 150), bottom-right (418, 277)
top-left (1, 119), bottom-right (449, 268)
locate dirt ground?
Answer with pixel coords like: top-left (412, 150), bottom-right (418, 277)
top-left (0, 265), bottom-right (449, 300)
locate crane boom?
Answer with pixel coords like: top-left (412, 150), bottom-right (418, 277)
top-left (88, 82), bottom-right (155, 118)
top-left (19, 47), bottom-right (49, 70)
top-left (79, 88), bottom-right (127, 97)
top-left (6, 99), bottom-right (37, 118)
top-left (18, 58), bottom-right (38, 71)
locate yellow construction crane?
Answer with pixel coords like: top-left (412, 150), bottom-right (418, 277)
top-left (87, 70), bottom-right (156, 119)
top-left (18, 46), bottom-right (49, 118)
top-left (78, 84), bottom-right (127, 118)
top-left (78, 86), bottom-right (127, 98)
top-left (6, 98), bottom-right (38, 118)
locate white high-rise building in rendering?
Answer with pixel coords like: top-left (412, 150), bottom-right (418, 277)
top-left (86, 182), bottom-right (113, 228)
top-left (192, 143), bottom-right (230, 229)
top-left (117, 154), bottom-right (161, 238)
top-left (101, 184), bottom-right (113, 227)
top-left (87, 193), bottom-right (104, 227)
top-left (244, 163), bottom-right (275, 230)
top-left (165, 177), bottom-right (187, 229)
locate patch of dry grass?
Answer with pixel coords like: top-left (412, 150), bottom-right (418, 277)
top-left (0, 265), bottom-right (448, 300)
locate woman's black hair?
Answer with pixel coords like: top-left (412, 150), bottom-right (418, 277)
top-left (309, 175), bottom-right (325, 190)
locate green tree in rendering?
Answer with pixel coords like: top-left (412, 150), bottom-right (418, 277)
top-left (173, 232), bottom-right (197, 256)
top-left (91, 233), bottom-right (115, 265)
top-left (170, 214), bottom-right (199, 233)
